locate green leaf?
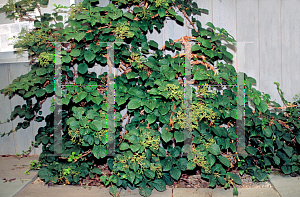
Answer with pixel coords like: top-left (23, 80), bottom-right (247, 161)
top-left (177, 158), bottom-right (188, 171)
top-left (147, 114), bottom-right (156, 124)
top-left (233, 187), bottom-right (238, 196)
top-left (62, 55), bottom-right (71, 63)
top-left (253, 97), bottom-right (260, 105)
top-left (283, 146), bottom-right (293, 158)
top-left (76, 14), bottom-right (87, 20)
top-left (144, 169), bottom-right (155, 179)
top-left (40, 0), bottom-right (49, 5)
top-left (91, 119), bottom-right (104, 130)
top-left (55, 22), bottom-right (64, 29)
top-left (206, 154), bottom-right (216, 166)
top-left (66, 117), bottom-right (76, 125)
top-left (119, 142), bottom-right (130, 150)
top-left (36, 68), bottom-right (47, 76)
top-left (258, 101), bottom-right (268, 113)
top-left (206, 22), bottom-right (215, 29)
top-left (72, 106), bottom-right (85, 119)
top-left (194, 70), bottom-right (208, 80)
top-left (216, 176), bottom-right (226, 186)
top-left (207, 144), bottom-right (221, 155)
top-left (86, 110), bottom-right (98, 119)
top-left (70, 49), bottom-right (81, 57)
top-left (230, 173), bottom-right (242, 185)
top-left (34, 20), bottom-right (41, 28)
top-left (187, 162), bottom-right (196, 170)
top-left (92, 167), bottom-right (102, 175)
top-left (191, 44), bottom-right (201, 52)
top-left (128, 87), bottom-right (146, 98)
top-left (78, 63), bottom-right (88, 74)
top-left (158, 8), bottom-right (166, 17)
top-left (91, 145), bottom-right (106, 159)
top-left (161, 130), bottom-right (173, 143)
top-left (101, 28), bottom-right (112, 34)
top-left (174, 131), bottom-right (184, 142)
top-left (128, 98), bottom-right (141, 109)
top-left (107, 9), bottom-right (122, 20)
top-left (281, 165), bottom-right (291, 174)
top-left (127, 171), bottom-right (135, 183)
top-left (246, 146), bottom-right (257, 155)
top-left (84, 50), bottom-right (96, 62)
top-left (162, 173), bottom-right (174, 185)
top-left (223, 51), bottom-right (233, 61)
top-left (123, 12), bottom-right (134, 20)
top-left (158, 103), bottom-right (168, 115)
top-left (144, 99), bottom-right (157, 111)
top-left (115, 96), bottom-right (126, 105)
top-left (175, 15), bottom-right (184, 23)
top-left (152, 179), bottom-right (166, 192)
top-left (139, 185), bottom-right (152, 197)
top-left (92, 96), bottom-right (103, 105)
top-left (56, 15), bottom-right (63, 21)
top-left (126, 72), bottom-right (138, 79)
top-left (36, 89), bottom-right (46, 97)
top-left (73, 91), bottom-right (87, 103)
top-left (218, 156), bottom-right (231, 167)
top-left (128, 135), bottom-right (139, 144)
top-left (74, 32), bottom-right (86, 42)
top-left (167, 9), bottom-right (176, 15)
top-left (254, 170), bottom-right (268, 181)
top-left (109, 186), bottom-right (119, 197)
top-left (170, 167), bottom-right (181, 180)
top-left (202, 40), bottom-right (212, 48)
top-left (148, 40), bottom-right (158, 49)
top-left (130, 144), bottom-right (141, 152)
top-left (263, 127), bottom-right (273, 138)
top-left (75, 77), bottom-right (84, 85)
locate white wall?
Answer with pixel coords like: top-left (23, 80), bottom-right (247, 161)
top-left (0, 0), bottom-right (299, 155)
top-left (0, 0), bottom-right (73, 155)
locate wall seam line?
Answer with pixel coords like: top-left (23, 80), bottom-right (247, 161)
top-left (257, 0), bottom-right (260, 90)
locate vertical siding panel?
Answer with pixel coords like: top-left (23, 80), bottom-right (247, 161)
top-left (98, 0), bottom-right (109, 7)
top-left (258, 0), bottom-right (282, 104)
top-left (163, 12), bottom-right (189, 42)
top-left (236, 0), bottom-right (260, 88)
top-left (195, 0), bottom-right (213, 26)
top-left (31, 97), bottom-right (49, 155)
top-left (0, 63), bottom-right (16, 155)
top-left (162, 11), bottom-right (188, 57)
top-left (212, 0), bottom-right (237, 67)
top-left (281, 0), bottom-right (300, 102)
top-left (8, 63), bottom-right (31, 154)
top-left (147, 22), bottom-right (166, 49)
top-left (1, 0), bottom-right (300, 155)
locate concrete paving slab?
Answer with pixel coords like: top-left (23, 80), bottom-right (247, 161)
top-left (173, 187), bottom-right (280, 197)
top-left (0, 156), bottom-right (39, 179)
top-left (269, 173), bottom-right (300, 197)
top-left (0, 155), bottom-right (39, 197)
top-left (119, 188), bottom-right (172, 197)
top-left (0, 179), bottom-right (34, 197)
top-left (213, 188), bottom-right (279, 197)
top-left (173, 188), bottom-right (213, 197)
top-left (3, 156), bottom-right (295, 197)
top-left (15, 184), bottom-right (172, 197)
top-left (14, 184), bottom-right (109, 197)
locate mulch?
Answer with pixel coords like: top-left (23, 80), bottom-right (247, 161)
top-left (10, 155), bottom-right (294, 189)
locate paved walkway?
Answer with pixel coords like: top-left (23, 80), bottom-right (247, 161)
top-left (1, 156), bottom-right (300, 197)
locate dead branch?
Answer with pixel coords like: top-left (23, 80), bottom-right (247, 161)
top-left (121, 113), bottom-right (128, 121)
top-left (160, 36), bottom-right (196, 50)
top-left (268, 104), bottom-right (297, 109)
top-left (178, 5), bottom-right (198, 33)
